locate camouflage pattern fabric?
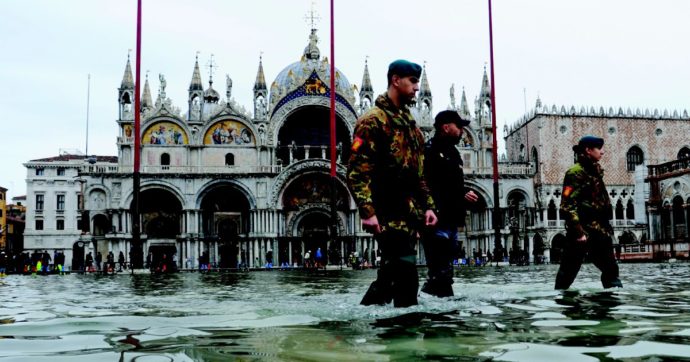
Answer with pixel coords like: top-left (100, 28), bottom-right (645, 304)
top-left (347, 92), bottom-right (434, 233)
top-left (560, 155), bottom-right (613, 238)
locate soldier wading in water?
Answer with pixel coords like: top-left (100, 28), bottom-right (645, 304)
top-left (555, 135), bottom-right (623, 290)
top-left (347, 59), bottom-right (437, 307)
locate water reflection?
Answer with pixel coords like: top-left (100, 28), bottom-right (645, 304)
top-left (0, 264), bottom-right (689, 360)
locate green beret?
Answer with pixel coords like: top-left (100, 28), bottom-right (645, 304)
top-left (387, 59), bottom-right (422, 80)
top-left (578, 135), bottom-right (604, 149)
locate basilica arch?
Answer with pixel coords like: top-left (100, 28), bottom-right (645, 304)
top-left (198, 182), bottom-right (253, 268)
top-left (268, 96), bottom-right (356, 148)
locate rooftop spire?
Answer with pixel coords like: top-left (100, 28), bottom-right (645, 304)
top-left (142, 71), bottom-right (153, 109)
top-left (189, 52), bottom-right (203, 91)
top-left (120, 52), bottom-right (134, 89)
top-left (460, 86), bottom-right (471, 118)
top-left (419, 62), bottom-right (431, 97)
top-left (480, 64), bottom-right (491, 100)
top-left (254, 54), bottom-right (267, 91)
top-left (360, 58), bottom-right (372, 92)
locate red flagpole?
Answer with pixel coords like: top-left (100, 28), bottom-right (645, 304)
top-left (131, 0), bottom-right (143, 268)
top-left (329, 0), bottom-right (339, 241)
top-left (329, 0), bottom-right (336, 177)
top-left (488, 0), bottom-right (503, 255)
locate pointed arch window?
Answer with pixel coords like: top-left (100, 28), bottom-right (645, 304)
top-left (531, 146), bottom-right (539, 173)
top-left (160, 153), bottom-right (170, 168)
top-left (615, 199), bottom-right (624, 220)
top-left (225, 153), bottom-right (235, 166)
top-left (547, 200), bottom-right (557, 221)
top-left (626, 146), bottom-right (644, 171)
top-left (626, 199), bottom-right (635, 220)
top-left (678, 147), bottom-right (690, 160)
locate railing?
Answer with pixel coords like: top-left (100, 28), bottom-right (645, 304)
top-left (647, 158), bottom-right (690, 178)
top-left (117, 136), bottom-right (134, 144)
top-left (79, 165), bottom-right (120, 174)
top-left (622, 244), bottom-right (651, 253)
top-left (141, 165), bottom-right (283, 174)
top-left (470, 162), bottom-right (535, 176)
top-left (546, 220), bottom-right (564, 227)
top-left (613, 220), bottom-right (637, 226)
top-left (78, 164), bottom-right (283, 175)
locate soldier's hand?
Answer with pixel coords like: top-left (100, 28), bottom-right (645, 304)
top-left (425, 209), bottom-right (437, 226)
top-left (362, 215), bottom-right (382, 234)
top-left (465, 191), bottom-right (479, 203)
top-left (576, 235), bottom-right (587, 243)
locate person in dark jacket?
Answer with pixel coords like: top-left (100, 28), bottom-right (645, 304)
top-left (421, 110), bottom-right (478, 297)
top-left (555, 135), bottom-right (622, 290)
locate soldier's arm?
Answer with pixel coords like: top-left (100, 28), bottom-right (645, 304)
top-left (347, 115), bottom-right (380, 220)
top-left (560, 169), bottom-right (586, 238)
top-left (417, 131), bottom-right (436, 213)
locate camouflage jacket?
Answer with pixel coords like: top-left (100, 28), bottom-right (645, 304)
top-left (560, 155), bottom-right (613, 238)
top-left (347, 93), bottom-right (435, 232)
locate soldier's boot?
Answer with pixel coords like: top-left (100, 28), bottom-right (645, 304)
top-left (361, 262), bottom-right (394, 306)
top-left (360, 280), bottom-right (393, 306)
top-left (554, 267), bottom-right (579, 290)
top-left (392, 259), bottom-right (419, 308)
top-left (421, 264), bottom-right (454, 297)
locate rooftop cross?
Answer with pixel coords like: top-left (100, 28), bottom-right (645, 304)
top-left (206, 53), bottom-right (217, 85)
top-left (304, 1), bottom-right (321, 30)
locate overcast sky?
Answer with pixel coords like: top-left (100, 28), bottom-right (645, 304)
top-left (2, 0), bottom-right (689, 200)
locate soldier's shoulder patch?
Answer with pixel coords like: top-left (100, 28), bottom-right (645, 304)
top-left (351, 136), bottom-right (364, 152)
top-left (563, 185), bottom-right (574, 198)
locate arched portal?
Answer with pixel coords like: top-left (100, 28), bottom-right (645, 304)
top-left (135, 188), bottom-right (183, 270)
top-left (138, 189), bottom-right (182, 238)
top-left (464, 188), bottom-right (490, 260)
top-left (92, 214), bottom-right (110, 236)
top-left (550, 234), bottom-right (567, 264)
top-left (200, 185), bottom-right (251, 268)
top-left (533, 233), bottom-right (545, 264)
top-left (297, 211), bottom-right (331, 265)
top-left (276, 106), bottom-right (351, 165)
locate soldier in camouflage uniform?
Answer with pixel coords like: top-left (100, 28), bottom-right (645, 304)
top-left (555, 135), bottom-right (623, 290)
top-left (347, 59), bottom-right (437, 307)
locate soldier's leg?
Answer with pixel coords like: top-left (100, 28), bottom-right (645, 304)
top-left (589, 234), bottom-right (622, 289)
top-left (555, 239), bottom-right (587, 290)
top-left (421, 229), bottom-right (454, 297)
top-left (390, 229), bottom-right (419, 308)
top-left (392, 257), bottom-right (419, 307)
top-left (361, 231), bottom-right (395, 306)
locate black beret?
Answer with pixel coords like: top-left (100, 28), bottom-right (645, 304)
top-left (577, 135), bottom-right (604, 149)
top-left (387, 59), bottom-right (422, 80)
top-left (434, 110), bottom-right (470, 128)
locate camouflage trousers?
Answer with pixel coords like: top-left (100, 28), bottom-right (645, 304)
top-left (555, 232), bottom-right (622, 290)
top-left (360, 228), bottom-right (418, 308)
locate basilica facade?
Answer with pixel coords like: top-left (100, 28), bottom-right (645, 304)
top-left (45, 27), bottom-right (534, 270)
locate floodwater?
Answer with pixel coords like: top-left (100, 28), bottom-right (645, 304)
top-left (1, 263), bottom-right (690, 361)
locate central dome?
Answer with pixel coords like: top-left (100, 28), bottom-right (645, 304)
top-left (269, 29), bottom-right (354, 107)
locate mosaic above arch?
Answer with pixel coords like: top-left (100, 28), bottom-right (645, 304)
top-left (143, 121), bottom-right (188, 145)
top-left (204, 120), bottom-right (254, 145)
